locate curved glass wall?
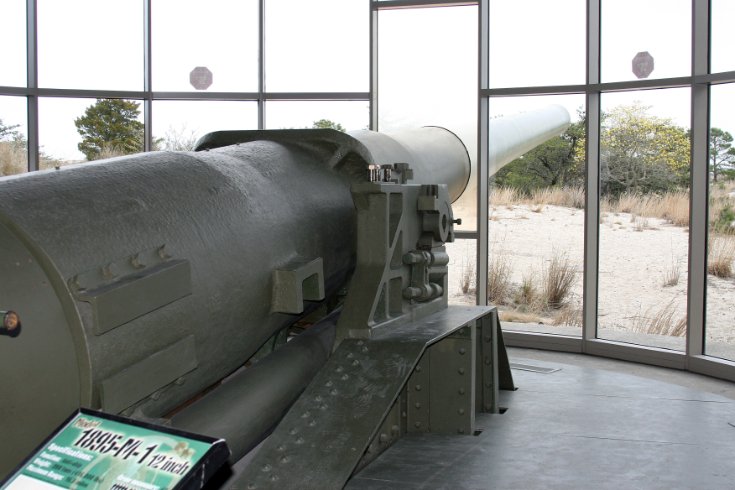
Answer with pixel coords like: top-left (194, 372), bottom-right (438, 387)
top-left (1, 0), bottom-right (734, 382)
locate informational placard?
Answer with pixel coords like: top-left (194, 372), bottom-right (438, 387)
top-left (1, 409), bottom-right (229, 490)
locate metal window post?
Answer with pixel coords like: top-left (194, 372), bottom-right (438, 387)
top-left (582, 0), bottom-right (601, 344)
top-left (687, 0), bottom-right (710, 358)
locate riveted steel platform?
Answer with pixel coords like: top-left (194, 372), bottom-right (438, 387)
top-left (230, 306), bottom-right (510, 490)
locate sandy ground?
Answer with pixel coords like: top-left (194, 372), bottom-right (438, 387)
top-left (445, 204), bottom-right (735, 357)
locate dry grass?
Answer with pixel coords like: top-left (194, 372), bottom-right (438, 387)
top-left (541, 251), bottom-right (577, 309)
top-left (0, 140), bottom-right (27, 176)
top-left (602, 190), bottom-right (689, 228)
top-left (459, 258), bottom-right (475, 295)
top-left (552, 305), bottom-right (583, 328)
top-left (491, 185), bottom-right (692, 228)
top-left (491, 186), bottom-right (585, 209)
top-left (631, 299), bottom-right (687, 337)
top-left (529, 186), bottom-right (585, 209)
top-left (662, 257), bottom-right (681, 287)
top-left (499, 310), bottom-right (544, 324)
top-left (487, 253), bottom-right (512, 305)
top-left (708, 235), bottom-right (735, 278)
top-left (490, 186), bottom-right (522, 206)
top-left (513, 273), bottom-right (538, 309)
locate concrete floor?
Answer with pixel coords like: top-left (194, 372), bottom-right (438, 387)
top-left (347, 347), bottom-right (735, 489)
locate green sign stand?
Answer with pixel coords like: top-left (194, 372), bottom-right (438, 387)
top-left (1, 408), bottom-right (229, 490)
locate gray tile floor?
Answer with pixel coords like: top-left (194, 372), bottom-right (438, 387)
top-left (347, 348), bottom-right (735, 490)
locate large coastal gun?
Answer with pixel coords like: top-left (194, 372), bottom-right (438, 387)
top-left (0, 106), bottom-right (569, 486)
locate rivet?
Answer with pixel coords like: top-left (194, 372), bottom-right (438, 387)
top-left (296, 437), bottom-right (305, 445)
top-left (346, 353), bottom-right (354, 359)
top-left (459, 347), bottom-right (466, 355)
top-left (280, 455), bottom-right (289, 464)
top-left (414, 422), bottom-right (422, 428)
top-left (174, 377), bottom-right (185, 385)
top-left (352, 360), bottom-right (360, 366)
top-left (309, 420), bottom-right (317, 427)
top-left (301, 411), bottom-right (311, 418)
top-left (458, 388), bottom-right (466, 395)
top-left (342, 374), bottom-right (350, 381)
top-left (289, 428), bottom-right (298, 436)
top-left (458, 408), bottom-right (465, 415)
top-left (101, 263), bottom-right (116, 279)
top-left (415, 402), bottom-right (422, 409)
top-left (314, 395), bottom-right (323, 402)
top-left (149, 391), bottom-right (160, 401)
top-left (261, 464), bottom-right (271, 472)
top-left (325, 380), bottom-right (333, 387)
top-left (157, 245), bottom-right (171, 259)
top-left (130, 254), bottom-right (145, 269)
top-left (357, 340), bottom-right (364, 346)
top-left (336, 366), bottom-right (344, 373)
top-left (415, 384), bottom-right (422, 392)
top-left (277, 445), bottom-right (286, 452)
top-left (415, 365), bottom-right (422, 373)
top-left (485, 358), bottom-right (491, 366)
top-left (330, 389), bottom-right (338, 396)
top-left (270, 474), bottom-right (279, 482)
top-left (247, 484), bottom-right (256, 489)
top-left (402, 411), bottom-right (407, 418)
top-left (320, 404), bottom-right (328, 410)
top-left (458, 368), bottom-right (465, 375)
top-left (70, 275), bottom-right (82, 290)
top-left (391, 425), bottom-right (400, 435)
top-left (361, 346), bottom-right (369, 353)
top-left (379, 433), bottom-right (389, 443)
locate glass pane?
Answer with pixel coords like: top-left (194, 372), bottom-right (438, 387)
top-left (446, 238), bottom-right (477, 306)
top-left (153, 0), bottom-right (259, 92)
top-left (0, 96), bottom-right (28, 176)
top-left (153, 101), bottom-right (258, 150)
top-left (40, 98), bottom-right (144, 165)
top-left (378, 6), bottom-right (477, 232)
top-left (598, 89), bottom-right (691, 350)
top-left (488, 95), bottom-right (585, 336)
top-left (489, 0), bottom-right (585, 88)
top-left (265, 101), bottom-right (368, 131)
top-left (0, 0), bottom-right (26, 87)
top-left (601, 0), bottom-right (691, 82)
top-left (38, 0), bottom-right (143, 90)
top-left (266, 0), bottom-right (368, 92)
top-left (711, 0), bottom-right (735, 73)
top-left (706, 83), bottom-right (735, 362)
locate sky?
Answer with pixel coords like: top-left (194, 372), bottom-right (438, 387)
top-left (0, 0), bottom-right (734, 164)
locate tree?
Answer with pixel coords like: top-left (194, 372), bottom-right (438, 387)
top-left (600, 103), bottom-right (690, 196)
top-left (0, 118), bottom-right (20, 141)
top-left (312, 119), bottom-right (346, 132)
top-left (159, 125), bottom-right (198, 152)
top-left (494, 111), bottom-right (586, 193)
top-left (709, 127), bottom-right (735, 182)
top-left (75, 99), bottom-right (144, 161)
